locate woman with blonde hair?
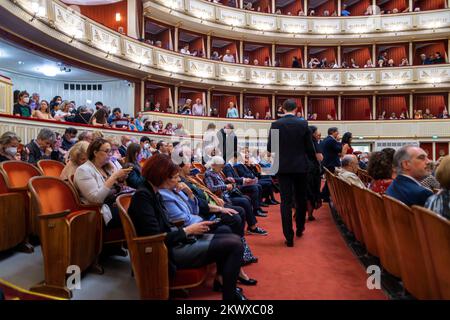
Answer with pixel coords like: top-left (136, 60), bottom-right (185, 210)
top-left (0, 131), bottom-right (21, 162)
top-left (60, 141), bottom-right (89, 180)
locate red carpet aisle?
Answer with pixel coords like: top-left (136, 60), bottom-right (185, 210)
top-left (183, 203), bottom-right (387, 300)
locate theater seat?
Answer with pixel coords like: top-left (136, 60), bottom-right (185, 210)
top-left (356, 169), bottom-right (373, 187)
top-left (362, 190), bottom-right (401, 277)
top-left (0, 278), bottom-right (63, 300)
top-left (412, 205), bottom-right (450, 299)
top-left (192, 162), bottom-right (206, 173)
top-left (0, 161), bottom-right (42, 236)
top-left (383, 195), bottom-right (440, 299)
top-left (37, 160), bottom-right (65, 178)
top-left (116, 194), bottom-right (207, 300)
top-left (0, 171), bottom-right (29, 252)
top-left (28, 177), bottom-right (101, 299)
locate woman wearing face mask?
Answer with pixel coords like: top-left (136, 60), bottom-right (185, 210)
top-left (54, 101), bottom-right (72, 121)
top-left (49, 96), bottom-right (62, 115)
top-left (74, 138), bottom-right (131, 228)
top-left (105, 136), bottom-right (124, 170)
top-left (0, 131), bottom-right (21, 162)
top-left (123, 143), bottom-right (145, 189)
top-left (13, 91), bottom-right (32, 117)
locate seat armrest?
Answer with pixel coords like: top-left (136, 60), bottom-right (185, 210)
top-left (172, 219), bottom-right (185, 227)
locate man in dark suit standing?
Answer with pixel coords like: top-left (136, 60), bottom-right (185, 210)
top-left (386, 145), bottom-right (433, 206)
top-left (320, 127), bottom-right (342, 202)
top-left (267, 99), bottom-right (317, 247)
top-left (217, 123), bottom-right (238, 162)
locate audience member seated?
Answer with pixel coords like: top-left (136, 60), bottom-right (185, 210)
top-left (123, 143), bottom-right (145, 189)
top-left (156, 140), bottom-right (170, 156)
top-left (61, 127), bottom-right (78, 152)
top-left (163, 122), bottom-right (175, 135)
top-left (211, 51), bottom-right (222, 61)
top-left (74, 138), bottom-right (131, 228)
top-left (180, 99), bottom-right (192, 115)
top-left (425, 156), bottom-right (450, 220)
top-left (174, 123), bottom-right (189, 137)
top-left (253, 59), bottom-right (259, 66)
top-left (118, 135), bottom-right (131, 158)
top-left (414, 109), bottom-right (423, 119)
top-left (387, 59), bottom-right (395, 67)
top-left (180, 45), bottom-right (191, 55)
top-left (419, 162), bottom-right (440, 190)
top-left (399, 57), bottom-right (409, 66)
top-left (54, 101), bottom-right (73, 121)
top-left (32, 100), bottom-right (53, 120)
top-left (127, 154), bottom-right (247, 300)
top-left (89, 108), bottom-right (109, 127)
top-left (386, 145), bottom-right (434, 206)
top-left (0, 131), bottom-right (21, 162)
top-left (364, 59), bottom-right (375, 68)
top-left (438, 109), bottom-right (449, 119)
top-left (422, 108), bottom-right (435, 119)
top-left (419, 53), bottom-right (433, 65)
top-left (399, 112), bottom-right (407, 119)
top-left (29, 92), bottom-right (40, 110)
top-left (60, 141), bottom-right (89, 180)
top-left (335, 155), bottom-right (366, 188)
top-left (222, 50), bottom-right (235, 63)
top-left (389, 112), bottom-right (398, 120)
top-left (110, 108), bottom-right (130, 129)
top-left (367, 151), bottom-right (394, 194)
top-left (243, 110), bottom-right (254, 119)
top-left (24, 128), bottom-right (59, 164)
top-left (205, 156), bottom-right (268, 236)
top-left (13, 91), bottom-right (32, 117)
top-left (434, 52), bottom-right (446, 64)
top-left (291, 56), bottom-right (301, 68)
top-left (69, 105), bottom-right (93, 124)
top-left (308, 58), bottom-right (320, 69)
top-left (326, 114), bottom-right (334, 121)
top-left (105, 136), bottom-right (125, 170)
top-left (350, 58), bottom-right (359, 68)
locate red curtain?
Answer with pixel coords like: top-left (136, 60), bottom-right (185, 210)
top-left (378, 0), bottom-right (408, 12)
top-left (79, 1), bottom-right (128, 33)
top-left (212, 93), bottom-right (238, 117)
top-left (147, 87), bottom-right (171, 112)
top-left (309, 47), bottom-right (337, 63)
top-left (244, 96), bottom-right (271, 117)
top-left (376, 95), bottom-right (408, 117)
top-left (309, 98), bottom-right (336, 120)
top-left (346, 0), bottom-right (371, 16)
top-left (341, 97), bottom-right (372, 120)
top-left (413, 94), bottom-right (447, 116)
top-left (276, 96), bottom-right (304, 115)
top-left (413, 41), bottom-right (447, 65)
top-left (342, 47), bottom-right (371, 67)
top-left (419, 143), bottom-right (433, 159)
top-left (435, 142), bottom-right (449, 159)
top-left (315, 0), bottom-right (337, 15)
top-left (180, 91), bottom-right (204, 105)
top-left (245, 46), bottom-right (272, 65)
top-left (256, 0), bottom-right (272, 12)
top-left (278, 48), bottom-right (303, 68)
top-left (414, 0), bottom-right (446, 10)
top-left (189, 36), bottom-right (205, 54)
top-left (378, 45), bottom-right (408, 65)
top-left (281, 1), bottom-right (303, 15)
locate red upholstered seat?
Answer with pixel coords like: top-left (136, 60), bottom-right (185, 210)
top-left (170, 267), bottom-right (208, 289)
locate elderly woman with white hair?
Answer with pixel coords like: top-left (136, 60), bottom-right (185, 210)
top-left (204, 156), bottom-right (268, 236)
top-left (180, 99), bottom-right (192, 115)
top-left (0, 131), bottom-right (21, 162)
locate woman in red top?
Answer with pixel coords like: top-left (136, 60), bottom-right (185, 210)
top-left (367, 150), bottom-right (394, 194)
top-left (341, 132), bottom-right (354, 155)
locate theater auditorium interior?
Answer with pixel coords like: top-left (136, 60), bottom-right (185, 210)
top-left (0, 0), bottom-right (449, 303)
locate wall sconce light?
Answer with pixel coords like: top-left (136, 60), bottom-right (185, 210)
top-left (115, 13), bottom-right (121, 22)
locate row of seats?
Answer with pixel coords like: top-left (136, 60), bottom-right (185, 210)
top-left (0, 160), bottom-right (208, 299)
top-left (325, 168), bottom-right (450, 300)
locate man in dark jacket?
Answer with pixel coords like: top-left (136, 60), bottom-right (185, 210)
top-left (61, 127), bottom-right (78, 151)
top-left (217, 124), bottom-right (238, 162)
top-left (386, 145), bottom-right (433, 206)
top-left (320, 127), bottom-right (342, 202)
top-left (267, 99), bottom-right (317, 247)
top-left (25, 128), bottom-right (59, 164)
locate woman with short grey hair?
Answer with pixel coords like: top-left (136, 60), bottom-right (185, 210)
top-left (0, 131), bottom-right (21, 162)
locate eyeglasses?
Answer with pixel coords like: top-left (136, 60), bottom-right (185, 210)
top-left (99, 149), bottom-right (113, 155)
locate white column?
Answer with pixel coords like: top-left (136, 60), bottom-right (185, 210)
top-left (239, 92), bottom-right (244, 118)
top-left (409, 0), bottom-right (413, 11)
top-left (337, 45), bottom-right (341, 65)
top-left (174, 85), bottom-right (179, 113)
top-left (271, 94), bottom-right (276, 118)
top-left (140, 80), bottom-right (145, 111)
top-left (207, 34), bottom-right (211, 59)
top-left (338, 0), bottom-right (341, 16)
top-left (240, 40), bottom-right (244, 63)
top-left (448, 40), bottom-right (450, 62)
top-left (372, 95), bottom-right (376, 120)
top-left (372, 44), bottom-right (376, 64)
top-left (304, 96), bottom-right (308, 116)
top-left (272, 0), bottom-right (276, 13)
top-left (409, 42), bottom-right (413, 65)
top-left (127, 0), bottom-right (138, 39)
top-left (239, 0), bottom-right (244, 9)
top-left (304, 0), bottom-right (308, 12)
top-left (304, 45), bottom-right (308, 67)
top-left (206, 90), bottom-right (211, 116)
top-left (174, 26), bottom-right (179, 52)
top-left (338, 95), bottom-right (342, 120)
top-left (272, 43), bottom-right (276, 66)
top-left (409, 93), bottom-right (414, 119)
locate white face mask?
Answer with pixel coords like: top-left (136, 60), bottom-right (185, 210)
top-left (126, 141), bottom-right (132, 147)
top-left (5, 147), bottom-right (17, 156)
top-left (144, 143), bottom-right (150, 150)
top-left (23, 97), bottom-right (30, 104)
top-left (154, 125), bottom-right (160, 130)
top-left (70, 138), bottom-right (78, 144)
